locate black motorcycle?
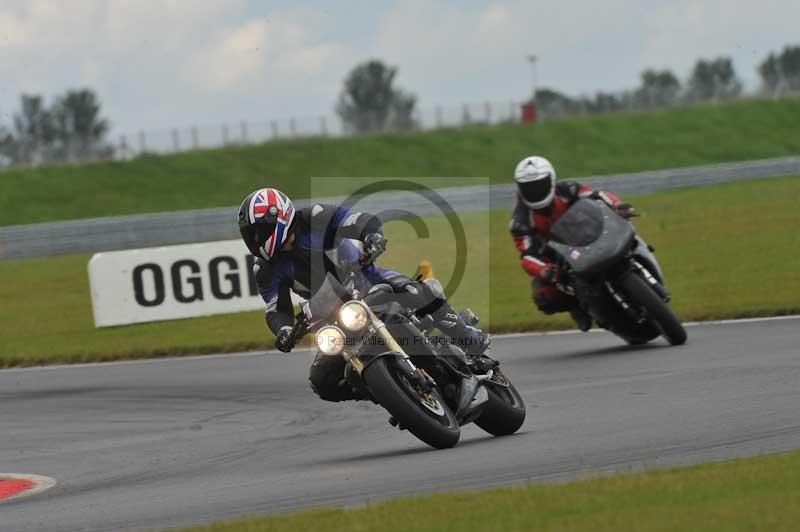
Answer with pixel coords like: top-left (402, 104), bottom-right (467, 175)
top-left (288, 244), bottom-right (526, 449)
top-left (546, 198), bottom-right (687, 346)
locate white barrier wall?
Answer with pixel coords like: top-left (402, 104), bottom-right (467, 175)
top-left (89, 240), bottom-right (272, 327)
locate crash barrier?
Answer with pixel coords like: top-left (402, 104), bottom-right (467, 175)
top-left (2, 156), bottom-right (799, 260)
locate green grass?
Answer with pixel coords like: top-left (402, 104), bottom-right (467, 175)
top-left (2, 98), bottom-right (800, 226)
top-left (1, 176), bottom-right (798, 367)
top-left (179, 449), bottom-right (800, 532)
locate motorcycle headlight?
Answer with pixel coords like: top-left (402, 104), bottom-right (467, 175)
top-left (315, 326), bottom-right (345, 356)
top-left (339, 301), bottom-right (370, 332)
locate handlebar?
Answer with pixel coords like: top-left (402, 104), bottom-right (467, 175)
top-left (358, 244), bottom-right (386, 268)
top-left (358, 233), bottom-right (388, 268)
top-left (615, 203), bottom-right (638, 219)
top-left (285, 234), bottom-right (386, 350)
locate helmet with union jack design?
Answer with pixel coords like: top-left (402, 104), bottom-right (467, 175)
top-left (238, 188), bottom-right (296, 260)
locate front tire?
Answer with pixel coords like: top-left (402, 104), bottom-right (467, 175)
top-left (362, 356), bottom-right (460, 449)
top-left (619, 272), bottom-right (687, 346)
top-left (474, 370), bottom-right (526, 436)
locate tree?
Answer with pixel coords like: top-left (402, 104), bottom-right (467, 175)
top-left (0, 88), bottom-right (111, 166)
top-left (591, 91), bottom-right (627, 114)
top-left (759, 45), bottom-right (800, 95)
top-left (533, 88), bottom-right (579, 118)
top-left (10, 94), bottom-right (56, 164)
top-left (759, 53), bottom-right (782, 95)
top-left (51, 89), bottom-right (111, 161)
top-left (336, 60), bottom-right (417, 133)
top-left (635, 69), bottom-right (681, 108)
top-left (780, 46), bottom-right (800, 91)
top-left (687, 57), bottom-right (742, 102)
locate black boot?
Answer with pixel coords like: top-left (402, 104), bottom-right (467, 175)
top-left (433, 307), bottom-right (490, 356)
top-left (569, 307), bottom-right (592, 332)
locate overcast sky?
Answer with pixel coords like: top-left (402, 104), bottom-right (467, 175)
top-left (0, 0), bottom-right (797, 136)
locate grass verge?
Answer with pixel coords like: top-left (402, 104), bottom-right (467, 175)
top-left (178, 450), bottom-right (800, 532)
top-left (2, 98), bottom-right (800, 226)
top-left (1, 176), bottom-right (799, 367)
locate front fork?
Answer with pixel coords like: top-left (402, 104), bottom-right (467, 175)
top-left (632, 259), bottom-right (670, 301)
top-left (343, 308), bottom-right (435, 394)
top-left (603, 259), bottom-right (669, 322)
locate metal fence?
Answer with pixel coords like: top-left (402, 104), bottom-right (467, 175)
top-left (2, 157), bottom-right (798, 260)
top-left (4, 92), bottom-right (798, 166)
top-left (114, 93), bottom-right (800, 160)
top-left (115, 100), bottom-right (524, 159)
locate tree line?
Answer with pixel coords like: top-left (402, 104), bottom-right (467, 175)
top-left (337, 44), bottom-right (800, 131)
top-left (534, 56), bottom-right (740, 118)
top-left (0, 89), bottom-right (112, 166)
top-left (1, 44), bottom-right (798, 166)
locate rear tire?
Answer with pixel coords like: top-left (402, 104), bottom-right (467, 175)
top-left (619, 273), bottom-right (687, 346)
top-left (474, 370), bottom-right (526, 436)
top-left (362, 356), bottom-right (460, 449)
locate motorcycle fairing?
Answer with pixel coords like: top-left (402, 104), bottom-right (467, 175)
top-left (548, 199), bottom-right (635, 277)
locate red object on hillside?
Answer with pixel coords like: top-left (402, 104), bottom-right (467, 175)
top-left (521, 102), bottom-right (537, 123)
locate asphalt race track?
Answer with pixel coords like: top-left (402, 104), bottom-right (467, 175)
top-left (2, 316), bottom-right (799, 531)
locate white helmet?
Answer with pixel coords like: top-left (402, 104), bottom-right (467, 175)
top-left (514, 156), bottom-right (557, 209)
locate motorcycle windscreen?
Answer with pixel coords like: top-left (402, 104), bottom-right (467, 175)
top-left (306, 272), bottom-right (350, 323)
top-left (549, 199), bottom-right (605, 246)
top-left (549, 199), bottom-right (635, 276)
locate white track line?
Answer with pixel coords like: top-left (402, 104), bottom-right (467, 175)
top-left (3, 314), bottom-right (799, 374)
top-left (496, 314), bottom-right (800, 340)
top-left (0, 473), bottom-right (57, 504)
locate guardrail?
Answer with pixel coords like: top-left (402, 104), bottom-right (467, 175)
top-left (1, 157), bottom-right (798, 260)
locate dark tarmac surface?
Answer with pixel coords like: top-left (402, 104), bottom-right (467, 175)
top-left (2, 316), bottom-right (799, 531)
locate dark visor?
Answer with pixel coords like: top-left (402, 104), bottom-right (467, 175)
top-left (240, 219), bottom-right (277, 257)
top-left (518, 176), bottom-right (553, 205)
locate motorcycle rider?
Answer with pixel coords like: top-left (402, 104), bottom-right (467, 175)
top-left (238, 187), bottom-right (489, 402)
top-left (509, 156), bottom-right (635, 331)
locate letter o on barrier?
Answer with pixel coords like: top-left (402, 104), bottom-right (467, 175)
top-left (132, 263), bottom-right (166, 307)
top-left (209, 256), bottom-right (241, 300)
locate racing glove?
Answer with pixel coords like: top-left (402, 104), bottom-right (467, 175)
top-left (540, 263), bottom-right (561, 284)
top-left (274, 325), bottom-right (295, 353)
top-left (615, 202), bottom-right (636, 219)
top-left (362, 232), bottom-right (388, 262)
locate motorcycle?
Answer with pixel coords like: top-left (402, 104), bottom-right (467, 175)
top-left (287, 242), bottom-right (526, 449)
top-left (546, 198), bottom-right (687, 346)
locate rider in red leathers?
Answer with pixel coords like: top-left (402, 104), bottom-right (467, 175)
top-left (509, 156), bottom-right (634, 331)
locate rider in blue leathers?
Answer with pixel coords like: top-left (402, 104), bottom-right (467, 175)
top-left (238, 187), bottom-right (488, 402)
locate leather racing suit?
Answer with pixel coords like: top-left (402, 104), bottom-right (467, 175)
top-left (254, 203), bottom-right (485, 402)
top-left (509, 181), bottom-right (621, 314)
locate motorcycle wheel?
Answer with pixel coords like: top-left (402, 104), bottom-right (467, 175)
top-left (474, 370), bottom-right (526, 436)
top-left (362, 356), bottom-right (460, 449)
top-left (619, 272), bottom-right (687, 346)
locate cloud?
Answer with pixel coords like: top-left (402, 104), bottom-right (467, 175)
top-left (183, 11), bottom-right (349, 94)
top-left (183, 20), bottom-right (271, 91)
top-left (370, 0), bottom-right (800, 105)
top-left (0, 0), bottom-right (798, 135)
top-left (640, 0), bottom-right (800, 84)
top-left (0, 1), bottom-right (353, 132)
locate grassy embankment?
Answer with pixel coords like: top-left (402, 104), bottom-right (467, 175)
top-left (178, 449), bottom-right (800, 532)
top-left (1, 98), bottom-right (800, 226)
top-left (1, 176), bottom-right (798, 367)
